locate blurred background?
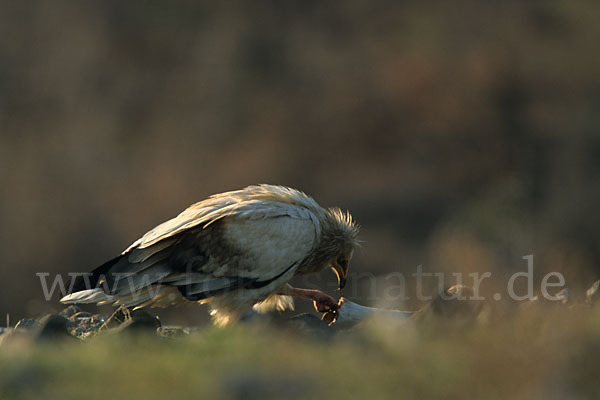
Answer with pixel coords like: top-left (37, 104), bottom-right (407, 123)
top-left (1, 1), bottom-right (599, 322)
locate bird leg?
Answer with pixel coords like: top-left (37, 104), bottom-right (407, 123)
top-left (278, 285), bottom-right (339, 312)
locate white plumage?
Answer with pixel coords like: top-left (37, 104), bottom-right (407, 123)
top-left (61, 184), bottom-right (359, 325)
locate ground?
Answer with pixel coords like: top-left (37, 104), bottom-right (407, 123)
top-left (1, 301), bottom-right (600, 400)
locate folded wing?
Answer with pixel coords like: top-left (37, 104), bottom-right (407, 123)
top-left (62, 201), bottom-right (318, 309)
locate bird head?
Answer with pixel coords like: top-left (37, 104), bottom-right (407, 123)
top-left (325, 208), bottom-right (360, 291)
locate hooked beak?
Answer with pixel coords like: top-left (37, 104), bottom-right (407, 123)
top-left (331, 260), bottom-right (348, 290)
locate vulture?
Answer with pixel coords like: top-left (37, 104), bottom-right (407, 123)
top-left (61, 184), bottom-right (360, 325)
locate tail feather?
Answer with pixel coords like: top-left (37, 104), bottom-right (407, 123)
top-left (68, 255), bottom-right (124, 294)
top-left (111, 264), bottom-right (173, 295)
top-left (60, 288), bottom-right (114, 304)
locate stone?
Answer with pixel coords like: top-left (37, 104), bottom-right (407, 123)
top-left (36, 315), bottom-right (75, 342)
top-left (14, 319), bottom-right (41, 331)
top-left (115, 309), bottom-right (161, 334)
top-left (59, 305), bottom-right (83, 319)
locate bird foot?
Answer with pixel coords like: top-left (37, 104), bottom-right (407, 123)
top-left (312, 291), bottom-right (339, 313)
top-left (277, 286), bottom-right (339, 313)
top-left (321, 297), bottom-right (345, 325)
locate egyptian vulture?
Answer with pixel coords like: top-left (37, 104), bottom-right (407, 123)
top-left (61, 184), bottom-right (360, 325)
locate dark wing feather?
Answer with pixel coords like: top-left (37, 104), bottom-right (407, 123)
top-left (66, 227), bottom-right (211, 297)
top-left (69, 255), bottom-right (123, 293)
top-left (67, 221), bottom-right (293, 302)
top-left (111, 263), bottom-right (173, 295)
top-left (175, 262), bottom-right (299, 301)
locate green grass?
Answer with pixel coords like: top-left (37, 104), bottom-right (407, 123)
top-left (2, 305), bottom-right (600, 400)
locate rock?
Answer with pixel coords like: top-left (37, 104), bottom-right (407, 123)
top-left (59, 305), bottom-right (83, 319)
top-left (114, 309), bottom-right (161, 334)
top-left (67, 314), bottom-right (105, 339)
top-left (14, 319), bottom-right (41, 331)
top-left (36, 315), bottom-right (75, 342)
top-left (70, 311), bottom-right (93, 320)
